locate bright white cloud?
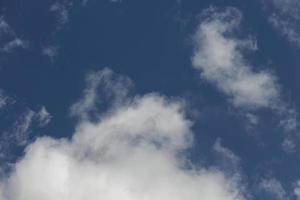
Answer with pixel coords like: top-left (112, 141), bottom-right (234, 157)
top-left (0, 69), bottom-right (246, 200)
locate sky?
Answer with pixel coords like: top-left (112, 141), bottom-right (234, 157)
top-left (0, 0), bottom-right (300, 199)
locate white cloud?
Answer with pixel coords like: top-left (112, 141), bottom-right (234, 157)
top-left (42, 45), bottom-right (59, 62)
top-left (0, 17), bottom-right (27, 53)
top-left (35, 106), bottom-right (52, 127)
top-left (0, 90), bottom-right (12, 109)
top-left (0, 69), bottom-right (246, 200)
top-left (259, 178), bottom-right (288, 200)
top-left (213, 139), bottom-right (240, 173)
top-left (265, 0), bottom-right (300, 45)
top-left (10, 109), bottom-right (36, 146)
top-left (2, 38), bottom-right (28, 53)
top-left (50, 1), bottom-right (74, 28)
top-left (192, 7), bottom-right (279, 109)
top-left (50, 2), bottom-right (69, 25)
top-left (294, 181), bottom-right (300, 199)
top-left (0, 105), bottom-right (52, 164)
top-left (70, 68), bottom-right (133, 121)
top-left (192, 7), bottom-right (298, 135)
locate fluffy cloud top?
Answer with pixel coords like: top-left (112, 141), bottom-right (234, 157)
top-left (0, 69), bottom-right (245, 200)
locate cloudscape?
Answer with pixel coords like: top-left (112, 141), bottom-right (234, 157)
top-left (0, 0), bottom-right (300, 200)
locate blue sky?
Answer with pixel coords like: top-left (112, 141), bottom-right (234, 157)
top-left (0, 0), bottom-right (300, 199)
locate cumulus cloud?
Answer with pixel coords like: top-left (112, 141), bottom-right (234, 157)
top-left (0, 69), bottom-right (246, 200)
top-left (265, 0), bottom-right (300, 45)
top-left (192, 7), bottom-right (298, 135)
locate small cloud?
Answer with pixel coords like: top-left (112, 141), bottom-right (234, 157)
top-left (0, 90), bottom-right (13, 109)
top-left (70, 68), bottom-right (133, 121)
top-left (259, 178), bottom-right (288, 200)
top-left (0, 17), bottom-right (28, 53)
top-left (264, 0), bottom-right (300, 45)
top-left (42, 45), bottom-right (59, 62)
top-left (50, 1), bottom-right (73, 28)
top-left (1, 38), bottom-right (28, 53)
top-left (35, 106), bottom-right (52, 127)
top-left (282, 138), bottom-right (296, 153)
top-left (213, 138), bottom-right (241, 174)
top-left (192, 6), bottom-right (299, 144)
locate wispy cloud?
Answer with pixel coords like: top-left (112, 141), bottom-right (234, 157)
top-left (192, 7), bottom-right (298, 142)
top-left (70, 68), bottom-right (133, 121)
top-left (0, 69), bottom-right (246, 200)
top-left (0, 17), bottom-right (27, 53)
top-left (0, 91), bottom-right (52, 166)
top-left (42, 45), bottom-right (59, 62)
top-left (259, 178), bottom-right (288, 200)
top-left (49, 1), bottom-right (74, 30)
top-left (0, 90), bottom-right (13, 109)
top-left (264, 0), bottom-right (300, 45)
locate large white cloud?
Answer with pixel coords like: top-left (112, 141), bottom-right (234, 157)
top-left (0, 69), bottom-right (246, 200)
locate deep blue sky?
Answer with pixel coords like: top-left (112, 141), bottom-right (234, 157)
top-left (0, 0), bottom-right (300, 199)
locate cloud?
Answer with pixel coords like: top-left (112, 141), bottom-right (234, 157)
top-left (259, 178), bottom-right (288, 200)
top-left (1, 106), bottom-right (52, 150)
top-left (192, 7), bottom-right (279, 109)
top-left (0, 69), bottom-right (246, 200)
top-left (213, 139), bottom-right (241, 173)
top-left (192, 7), bottom-right (298, 135)
top-left (35, 106), bottom-right (52, 127)
top-left (0, 103), bottom-right (52, 165)
top-left (49, 1), bottom-right (74, 29)
top-left (42, 45), bottom-right (59, 62)
top-left (265, 0), bottom-right (300, 45)
top-left (0, 17), bottom-right (27, 53)
top-left (294, 181), bottom-right (300, 199)
top-left (0, 90), bottom-right (13, 110)
top-left (70, 68), bottom-right (133, 121)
